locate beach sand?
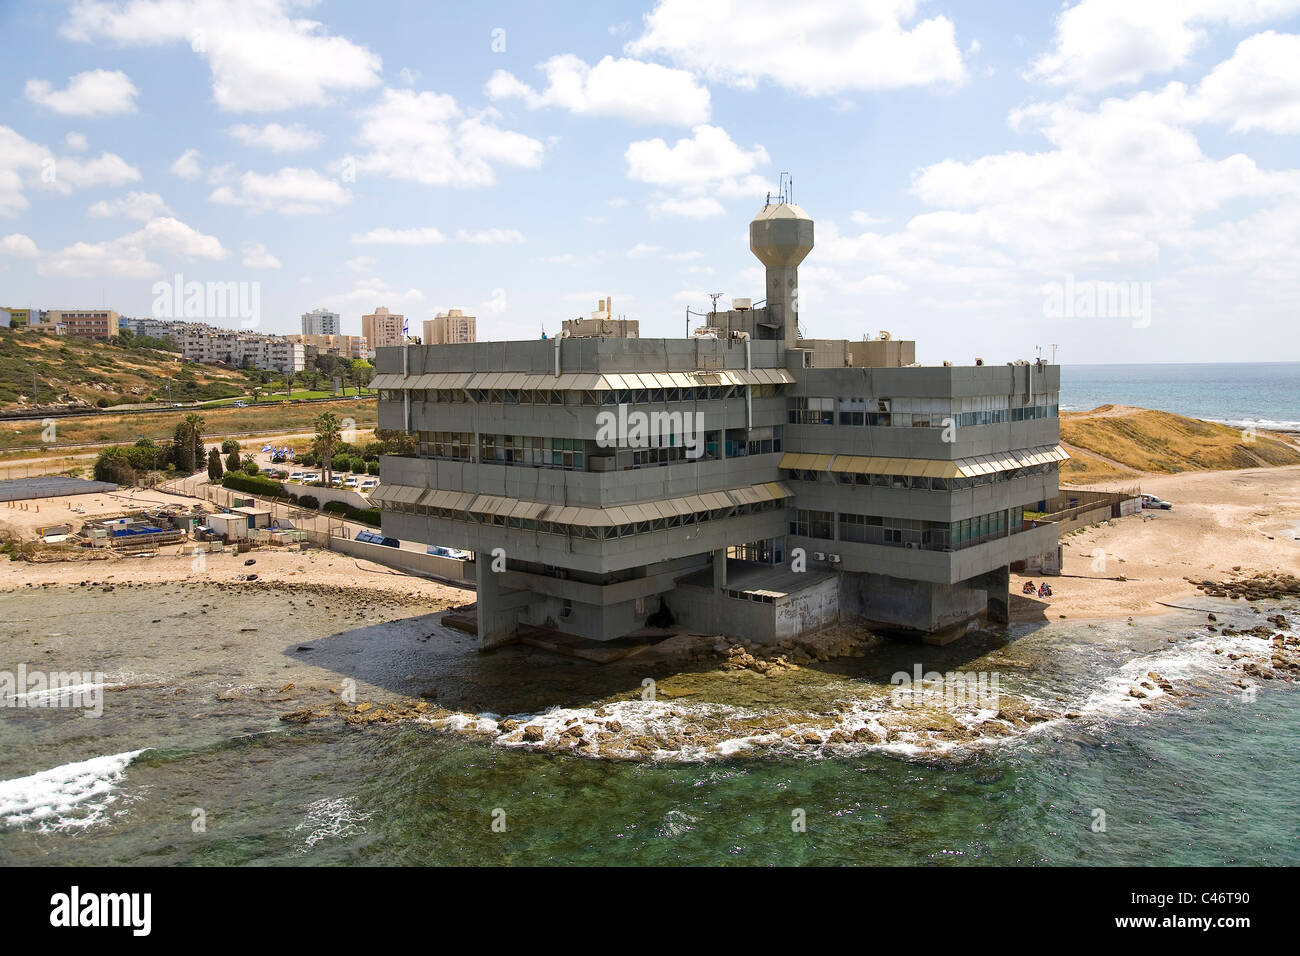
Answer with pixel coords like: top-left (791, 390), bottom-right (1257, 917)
top-left (1013, 463), bottom-right (1300, 622)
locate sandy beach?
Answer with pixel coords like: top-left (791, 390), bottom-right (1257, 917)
top-left (1012, 464), bottom-right (1300, 623)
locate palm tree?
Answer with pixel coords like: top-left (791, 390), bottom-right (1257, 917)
top-left (312, 412), bottom-right (342, 486)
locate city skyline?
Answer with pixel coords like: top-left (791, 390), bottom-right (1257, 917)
top-left (1, 1), bottom-right (1298, 363)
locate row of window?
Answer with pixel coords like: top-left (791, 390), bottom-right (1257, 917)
top-left (388, 384), bottom-right (785, 406)
top-left (786, 461), bottom-right (1057, 490)
top-left (412, 428), bottom-right (785, 471)
top-left (383, 496), bottom-right (785, 539)
top-left (794, 393), bottom-right (1061, 428)
top-left (790, 506), bottom-right (1026, 551)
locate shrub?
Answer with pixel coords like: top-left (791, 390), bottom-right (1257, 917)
top-left (323, 500), bottom-right (381, 526)
top-left (242, 461), bottom-right (259, 475)
top-left (366, 461), bottom-right (380, 476)
top-left (221, 472), bottom-right (285, 498)
top-left (221, 439), bottom-right (240, 454)
top-left (297, 495), bottom-right (319, 509)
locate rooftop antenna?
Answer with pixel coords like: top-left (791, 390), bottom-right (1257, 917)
top-left (707, 292), bottom-right (724, 316)
top-left (778, 171), bottom-right (792, 205)
top-left (1049, 343), bottom-right (1060, 363)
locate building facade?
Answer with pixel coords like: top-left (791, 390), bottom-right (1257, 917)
top-left (423, 309), bottom-right (476, 345)
top-left (301, 308), bottom-right (340, 336)
top-left (286, 333), bottom-right (368, 360)
top-left (362, 307), bottom-right (405, 351)
top-left (44, 310), bottom-right (119, 337)
top-left (178, 325), bottom-right (305, 373)
top-left (373, 203), bottom-right (1062, 648)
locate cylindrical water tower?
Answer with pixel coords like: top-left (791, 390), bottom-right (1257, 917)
top-left (749, 201), bottom-right (813, 348)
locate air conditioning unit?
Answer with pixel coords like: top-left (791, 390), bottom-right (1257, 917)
top-left (827, 553), bottom-right (841, 564)
top-left (813, 551), bottom-right (826, 561)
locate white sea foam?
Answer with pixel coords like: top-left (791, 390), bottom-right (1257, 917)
top-left (0, 750), bottom-right (145, 832)
top-left (295, 796), bottom-right (374, 851)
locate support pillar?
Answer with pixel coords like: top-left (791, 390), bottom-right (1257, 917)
top-left (476, 559), bottom-right (517, 651)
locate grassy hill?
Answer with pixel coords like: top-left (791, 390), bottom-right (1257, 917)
top-left (1060, 405), bottom-right (1300, 483)
top-left (0, 327), bottom-right (254, 409)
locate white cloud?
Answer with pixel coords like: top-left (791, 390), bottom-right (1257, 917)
top-left (627, 242), bottom-right (661, 258)
top-left (350, 227), bottom-right (445, 245)
top-left (227, 122), bottom-right (323, 152)
top-left (628, 0), bottom-right (967, 94)
top-left (0, 126), bottom-right (139, 215)
top-left (171, 148), bottom-right (202, 180)
top-left (322, 280), bottom-right (425, 315)
top-left (25, 69), bottom-right (138, 115)
top-left (626, 125), bottom-right (769, 192)
top-left (850, 210), bottom-right (889, 225)
top-left (486, 54), bottom-right (710, 125)
top-left (1028, 0), bottom-right (1300, 91)
top-left (455, 228), bottom-right (525, 244)
top-left (1185, 30), bottom-right (1300, 133)
top-left (346, 255), bottom-right (376, 271)
top-left (241, 241), bottom-right (281, 269)
top-left (352, 88), bottom-right (544, 187)
top-left (64, 132), bottom-right (89, 151)
top-left (210, 167), bottom-right (349, 214)
top-left (61, 0), bottom-right (383, 111)
top-left (18, 215), bottom-right (228, 278)
top-left (0, 234), bottom-right (39, 258)
top-left (88, 191), bottom-right (173, 220)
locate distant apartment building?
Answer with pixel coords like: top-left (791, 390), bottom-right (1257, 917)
top-left (178, 325), bottom-right (304, 374)
top-left (301, 308), bottom-right (341, 336)
top-left (562, 297), bottom-right (639, 339)
top-left (423, 309), bottom-right (476, 345)
top-left (119, 316), bottom-right (182, 341)
top-left (362, 306), bottom-right (405, 351)
top-left (44, 309), bottom-right (119, 338)
top-left (285, 333), bottom-right (368, 360)
top-left (2, 307), bottom-right (31, 328)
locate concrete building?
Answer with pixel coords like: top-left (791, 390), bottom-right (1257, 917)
top-left (119, 316), bottom-right (182, 341)
top-left (423, 309), bottom-right (476, 345)
top-left (285, 333), bottom-right (368, 360)
top-left (362, 306), bottom-right (405, 352)
top-left (44, 309), bottom-right (119, 337)
top-left (373, 202), bottom-right (1062, 648)
top-left (562, 297), bottom-right (639, 338)
top-left (302, 308), bottom-right (340, 336)
top-left (2, 307), bottom-right (31, 328)
top-left (178, 325), bottom-right (305, 374)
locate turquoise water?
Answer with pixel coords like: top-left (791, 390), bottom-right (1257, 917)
top-left (1062, 362), bottom-right (1300, 431)
top-left (1, 687), bottom-right (1295, 866)
top-left (2, 591), bottom-right (1297, 866)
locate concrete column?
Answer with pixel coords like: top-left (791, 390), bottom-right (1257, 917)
top-left (476, 559), bottom-right (516, 651)
top-left (711, 549), bottom-right (728, 634)
top-left (982, 565), bottom-right (1010, 626)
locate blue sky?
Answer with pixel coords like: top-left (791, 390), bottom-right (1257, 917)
top-left (2, 0), bottom-right (1298, 363)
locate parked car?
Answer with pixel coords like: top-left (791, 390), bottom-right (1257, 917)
top-left (1140, 494), bottom-right (1173, 510)
top-left (289, 471), bottom-right (304, 481)
top-left (355, 530), bottom-right (399, 548)
top-left (232, 400), bottom-right (247, 408)
top-left (427, 545), bottom-right (470, 560)
top-left (359, 478), bottom-right (378, 490)
top-left (343, 476), bottom-right (359, 487)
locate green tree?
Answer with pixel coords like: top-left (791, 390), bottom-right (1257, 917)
top-left (172, 413), bottom-right (205, 473)
top-left (349, 360), bottom-right (374, 396)
top-left (207, 447), bottom-right (224, 481)
top-left (226, 446), bottom-right (241, 473)
top-left (312, 411), bottom-right (342, 486)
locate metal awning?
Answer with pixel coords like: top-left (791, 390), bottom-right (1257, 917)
top-left (779, 452), bottom-right (833, 470)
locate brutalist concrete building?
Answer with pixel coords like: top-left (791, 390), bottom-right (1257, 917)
top-left (372, 201), bottom-right (1063, 647)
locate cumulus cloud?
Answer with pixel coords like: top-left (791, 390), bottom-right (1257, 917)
top-left (486, 54), bottom-right (710, 125)
top-left (227, 122), bottom-right (323, 152)
top-left (241, 241), bottom-right (281, 268)
top-left (171, 148), bottom-right (202, 180)
top-left (210, 167), bottom-right (349, 214)
top-left (628, 0), bottom-right (967, 94)
top-left (1028, 0), bottom-right (1300, 90)
top-left (88, 191), bottom-right (173, 220)
top-left (6, 215), bottom-right (228, 278)
top-left (61, 0), bottom-right (382, 111)
top-left (25, 69), bottom-right (139, 115)
top-left (0, 125), bottom-right (139, 215)
top-left (350, 227), bottom-right (445, 245)
top-left (351, 88), bottom-right (544, 187)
